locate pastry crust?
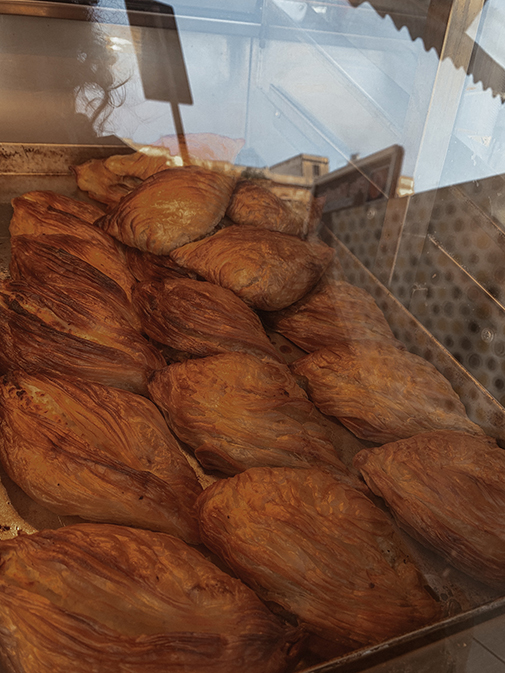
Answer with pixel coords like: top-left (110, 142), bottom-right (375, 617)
top-left (133, 278), bottom-right (282, 362)
top-left (291, 340), bottom-right (483, 443)
top-left (0, 278), bottom-right (165, 395)
top-left (148, 352), bottom-right (362, 486)
top-left (0, 370), bottom-right (202, 542)
top-left (0, 523), bottom-right (300, 673)
top-left (264, 279), bottom-right (403, 352)
top-left (226, 180), bottom-right (303, 236)
top-left (354, 430), bottom-right (505, 588)
top-left (99, 166), bottom-right (236, 255)
top-left (171, 226), bottom-right (335, 311)
top-left (197, 467), bottom-right (442, 650)
top-left (10, 195), bottom-right (136, 303)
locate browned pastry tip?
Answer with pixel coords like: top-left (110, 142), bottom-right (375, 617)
top-left (11, 190), bottom-right (105, 225)
top-left (197, 466), bottom-right (443, 650)
top-left (291, 339), bottom-right (483, 443)
top-left (226, 179), bottom-right (304, 236)
top-left (171, 225), bottom-right (335, 311)
top-left (99, 166), bottom-right (236, 255)
top-left (148, 352), bottom-right (365, 488)
top-left (132, 277), bottom-right (282, 362)
top-left (354, 429), bottom-right (505, 588)
top-left (263, 278), bottom-right (403, 352)
top-left (0, 369), bottom-right (202, 542)
top-left (0, 523), bottom-right (301, 673)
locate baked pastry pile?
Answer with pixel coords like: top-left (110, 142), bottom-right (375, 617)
top-left (0, 151), bottom-right (500, 672)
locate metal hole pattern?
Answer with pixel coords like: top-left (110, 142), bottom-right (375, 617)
top-left (326, 231), bottom-right (505, 441)
top-left (329, 200), bottom-right (387, 271)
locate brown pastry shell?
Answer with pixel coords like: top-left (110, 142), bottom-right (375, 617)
top-left (148, 352), bottom-right (362, 486)
top-left (99, 166), bottom-right (236, 255)
top-left (197, 467), bottom-right (443, 650)
top-left (354, 430), bottom-right (505, 588)
top-left (0, 523), bottom-right (300, 673)
top-left (171, 225), bottom-right (335, 310)
top-left (291, 339), bottom-right (483, 443)
top-left (133, 277), bottom-right (282, 362)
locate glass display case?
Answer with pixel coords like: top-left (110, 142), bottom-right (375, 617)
top-left (2, 1), bottom-right (505, 672)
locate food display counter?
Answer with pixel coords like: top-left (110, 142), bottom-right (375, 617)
top-left (1, 1), bottom-right (505, 672)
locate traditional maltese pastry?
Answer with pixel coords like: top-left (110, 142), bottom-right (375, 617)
top-left (9, 236), bottom-right (140, 330)
top-left (264, 279), bottom-right (403, 352)
top-left (354, 430), bottom-right (505, 588)
top-left (132, 277), bottom-right (282, 362)
top-left (171, 225), bottom-right (335, 311)
top-left (291, 339), bottom-right (483, 444)
top-left (148, 352), bottom-right (363, 485)
top-left (0, 370), bottom-right (202, 543)
top-left (10, 194), bottom-right (136, 304)
top-left (98, 166), bottom-right (236, 255)
top-left (11, 190), bottom-right (104, 227)
top-left (123, 245), bottom-right (195, 283)
top-left (0, 278), bottom-right (165, 394)
top-left (226, 179), bottom-right (306, 236)
top-left (197, 467), bottom-right (442, 651)
top-left (0, 523), bottom-right (300, 673)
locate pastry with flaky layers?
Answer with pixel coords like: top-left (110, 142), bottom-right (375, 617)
top-left (0, 370), bottom-right (202, 543)
top-left (98, 166), bottom-right (236, 255)
top-left (148, 352), bottom-right (362, 486)
top-left (263, 279), bottom-right (403, 352)
top-left (0, 523), bottom-right (301, 673)
top-left (197, 467), bottom-right (442, 651)
top-left (354, 430), bottom-right (505, 588)
top-left (291, 339), bottom-right (482, 444)
top-left (133, 278), bottom-right (282, 362)
top-left (171, 226), bottom-right (334, 311)
top-left (0, 278), bottom-right (165, 395)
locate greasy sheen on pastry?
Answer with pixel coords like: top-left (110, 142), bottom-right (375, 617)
top-left (197, 467), bottom-right (442, 650)
top-left (11, 190), bottom-right (105, 226)
top-left (171, 226), bottom-right (335, 311)
top-left (123, 245), bottom-right (195, 283)
top-left (226, 180), bottom-right (305, 236)
top-left (291, 340), bottom-right (483, 444)
top-left (263, 279), bottom-right (403, 352)
top-left (0, 278), bottom-right (165, 395)
top-left (98, 166), bottom-right (236, 255)
top-left (0, 523), bottom-right (300, 673)
top-left (9, 235), bottom-right (140, 330)
top-left (133, 278), bottom-right (282, 362)
top-left (354, 430), bottom-right (505, 588)
top-left (10, 194), bottom-right (136, 303)
top-left (0, 370), bottom-right (202, 542)
top-left (148, 353), bottom-right (361, 486)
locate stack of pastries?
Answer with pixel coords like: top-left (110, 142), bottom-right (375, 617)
top-left (0, 150), bottom-right (503, 673)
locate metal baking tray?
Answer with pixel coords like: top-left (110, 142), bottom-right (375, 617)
top-left (2, 143), bottom-right (505, 673)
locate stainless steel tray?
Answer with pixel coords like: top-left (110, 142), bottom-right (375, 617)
top-left (2, 143), bottom-right (505, 673)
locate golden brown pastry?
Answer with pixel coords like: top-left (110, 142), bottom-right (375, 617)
top-left (133, 278), bottom-right (282, 362)
top-left (11, 189), bottom-right (105, 225)
top-left (0, 523), bottom-right (300, 673)
top-left (71, 157), bottom-right (141, 206)
top-left (263, 279), bottom-right (403, 352)
top-left (226, 180), bottom-right (304, 236)
top-left (99, 166), bottom-right (236, 255)
top-left (198, 467), bottom-right (442, 650)
top-left (123, 245), bottom-right (195, 283)
top-left (9, 235), bottom-right (140, 330)
top-left (10, 194), bottom-right (136, 302)
top-left (354, 430), bottom-right (505, 588)
top-left (0, 370), bottom-right (202, 542)
top-left (0, 278), bottom-right (165, 395)
top-left (171, 226), bottom-right (335, 311)
top-left (148, 353), bottom-right (362, 486)
top-left (291, 339), bottom-right (483, 443)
